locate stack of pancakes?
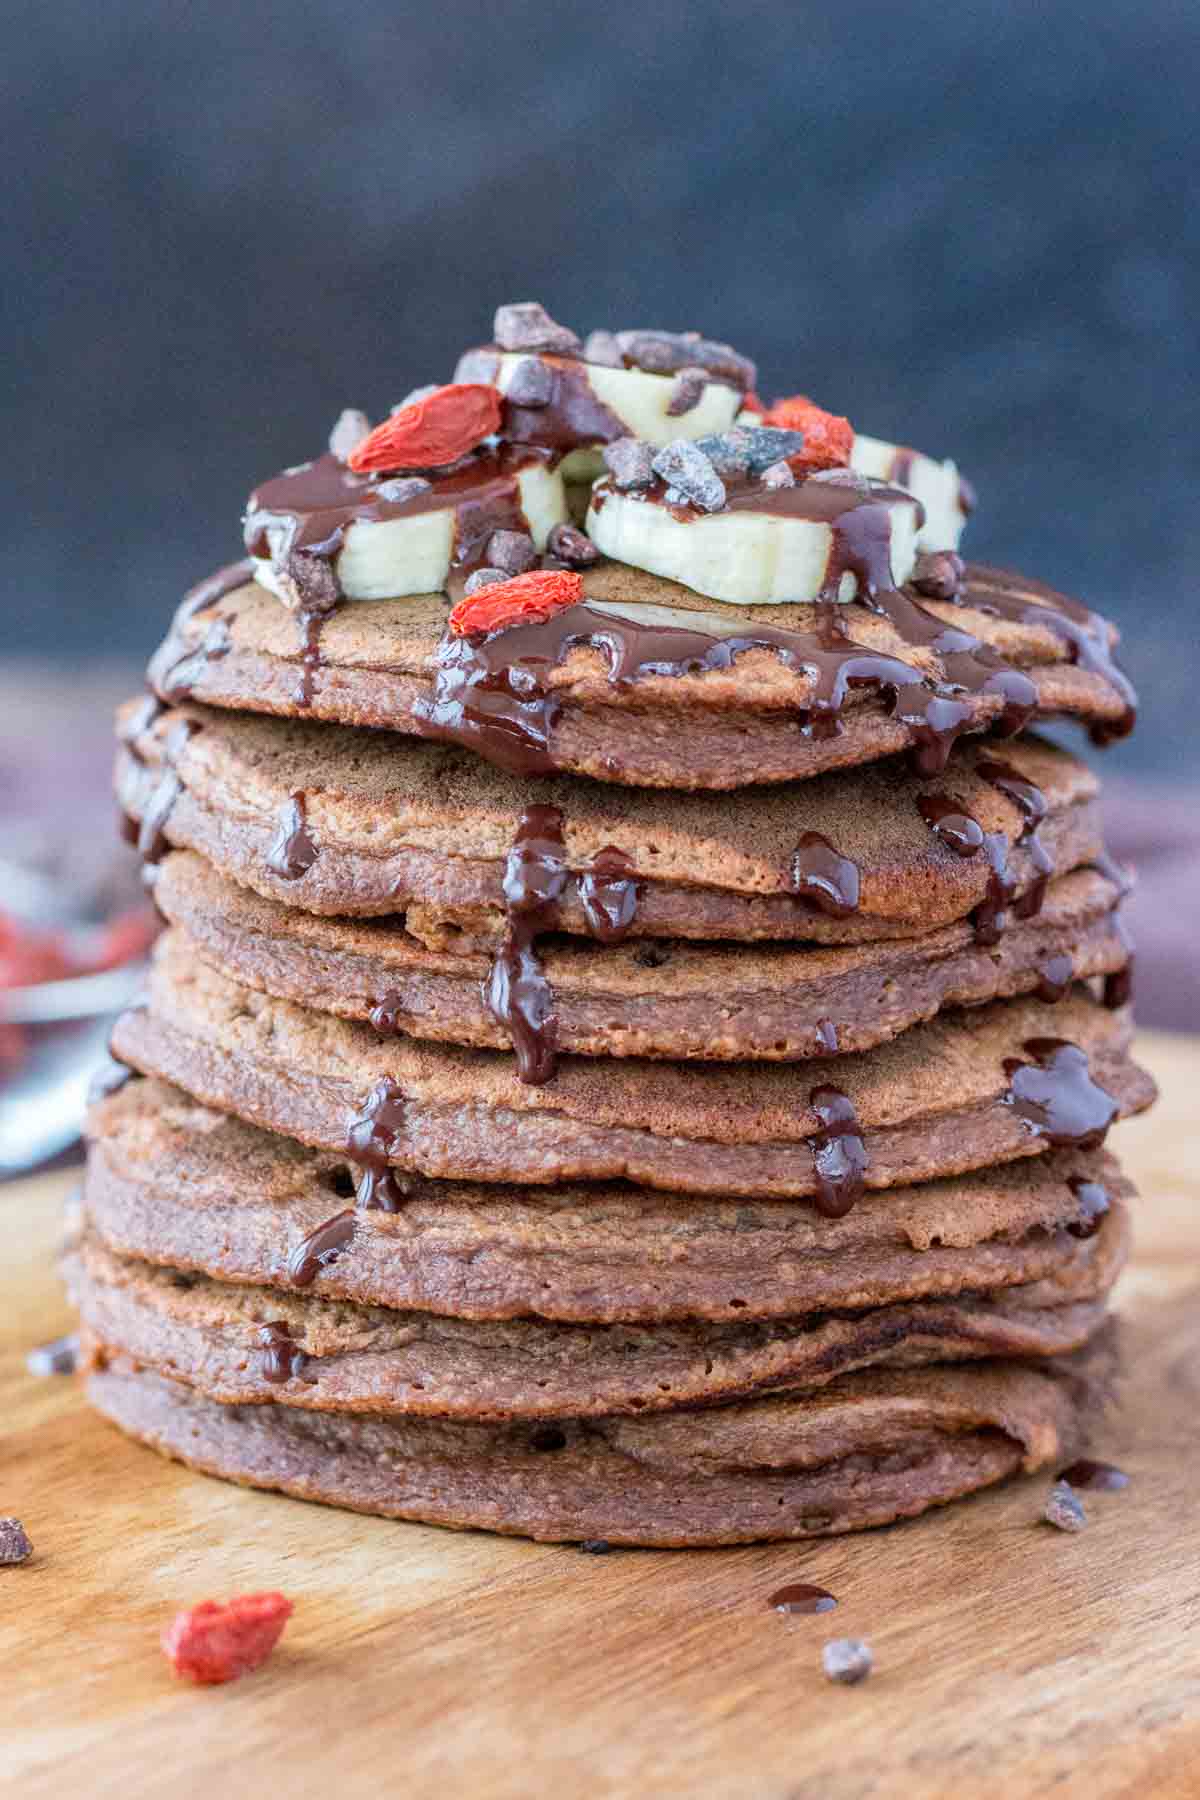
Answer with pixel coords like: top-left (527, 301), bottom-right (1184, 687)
top-left (73, 311), bottom-right (1153, 1545)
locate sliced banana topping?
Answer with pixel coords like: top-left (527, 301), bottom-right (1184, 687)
top-left (848, 433), bottom-right (967, 552)
top-left (586, 453), bottom-right (923, 607)
top-left (246, 455), bottom-right (567, 606)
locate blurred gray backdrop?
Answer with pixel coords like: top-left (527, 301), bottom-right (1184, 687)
top-left (6, 0), bottom-right (1197, 775)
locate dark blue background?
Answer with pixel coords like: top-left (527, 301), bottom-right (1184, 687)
top-left (7, 0), bottom-right (1197, 773)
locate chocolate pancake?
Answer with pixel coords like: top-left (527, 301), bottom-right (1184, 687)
top-left (155, 851), bottom-right (1129, 1063)
top-left (145, 561), bottom-right (1134, 789)
top-left (117, 703), bottom-right (1103, 944)
top-left (111, 937), bottom-right (1155, 1199)
top-left (66, 1211), bottom-right (1124, 1421)
top-left (83, 1338), bottom-right (1114, 1544)
top-left (86, 1079), bottom-right (1134, 1325)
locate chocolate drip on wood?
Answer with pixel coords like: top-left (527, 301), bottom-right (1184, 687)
top-left (578, 846), bottom-right (641, 944)
top-left (1058, 1458), bottom-right (1128, 1490)
top-left (808, 1086), bottom-right (868, 1218)
top-left (769, 1583), bottom-right (838, 1614)
top-left (1035, 952), bottom-right (1074, 1002)
top-left (287, 1210), bottom-right (356, 1287)
top-left (266, 791), bottom-right (319, 882)
top-left (1002, 1039), bottom-right (1118, 1150)
top-left (257, 1322), bottom-right (314, 1384)
top-left (137, 718), bottom-right (200, 865)
top-left (787, 832), bottom-right (861, 918)
top-left (485, 805), bottom-right (569, 1084)
top-left (1066, 1176), bottom-right (1111, 1239)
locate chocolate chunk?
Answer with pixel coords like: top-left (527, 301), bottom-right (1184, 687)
top-left (0, 1519), bottom-right (32, 1566)
top-left (912, 551), bottom-right (966, 601)
top-left (582, 329), bottom-right (624, 367)
top-left (761, 459), bottom-right (796, 489)
top-left (614, 329), bottom-right (756, 390)
top-left (327, 408), bottom-right (370, 462)
top-left (666, 366), bottom-right (710, 417)
top-left (463, 567), bottom-right (509, 596)
top-left (375, 476), bottom-right (432, 504)
top-left (693, 429), bottom-right (753, 475)
top-left (393, 385), bottom-right (440, 411)
top-left (651, 440), bottom-right (726, 512)
top-left (504, 357), bottom-right (554, 408)
top-left (739, 426), bottom-right (806, 474)
top-left (1042, 1480), bottom-right (1088, 1532)
top-left (546, 523), bottom-right (600, 568)
top-left (493, 302), bottom-right (581, 354)
top-left (485, 530), bottom-right (538, 576)
top-left (453, 347), bottom-right (501, 384)
top-left (602, 437), bottom-right (655, 490)
top-left (278, 547), bottom-right (342, 615)
top-left (822, 1638), bottom-right (873, 1685)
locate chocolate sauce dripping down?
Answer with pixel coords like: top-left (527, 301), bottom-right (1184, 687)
top-left (975, 758), bottom-right (1055, 922)
top-left (1002, 1039), bottom-right (1118, 1149)
top-left (1035, 952), bottom-right (1074, 1003)
top-left (769, 1583), bottom-right (839, 1615)
top-left (118, 693), bottom-right (166, 753)
top-left (485, 805), bottom-right (570, 1084)
top-left (346, 1077), bottom-right (410, 1211)
top-left (787, 832), bottom-right (861, 919)
top-left (578, 847), bottom-right (641, 944)
top-left (294, 610), bottom-right (326, 709)
top-left (257, 1321), bottom-right (314, 1384)
top-left (1102, 963), bottom-right (1134, 1009)
top-left (808, 1086), bottom-right (869, 1218)
top-left (266, 791), bottom-right (320, 881)
top-left (814, 1018), bottom-right (839, 1056)
top-left (916, 794), bottom-right (985, 858)
top-left (182, 558), bottom-right (255, 612)
top-left (287, 1210), bottom-right (356, 1287)
top-left (87, 1056), bottom-right (134, 1104)
top-left (137, 718), bottom-right (200, 865)
top-left (1057, 1457), bottom-right (1128, 1490)
top-left (118, 811), bottom-right (140, 847)
top-left (501, 354), bottom-right (627, 454)
top-left (1092, 847), bottom-right (1133, 899)
top-left (1066, 1175), bottom-right (1111, 1239)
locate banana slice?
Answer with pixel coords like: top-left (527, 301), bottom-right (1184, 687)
top-left (246, 453), bottom-right (567, 605)
top-left (586, 472), bottom-right (922, 606)
top-left (849, 433), bottom-right (968, 551)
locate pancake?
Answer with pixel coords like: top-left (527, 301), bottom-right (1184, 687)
top-left (145, 560), bottom-right (1135, 789)
top-left (155, 851), bottom-right (1130, 1063)
top-left (86, 1078), bottom-right (1134, 1325)
top-left (117, 703), bottom-right (1103, 943)
top-left (110, 937), bottom-right (1156, 1198)
top-left (83, 1337), bottom-right (1115, 1545)
top-left (66, 1207), bottom-right (1125, 1419)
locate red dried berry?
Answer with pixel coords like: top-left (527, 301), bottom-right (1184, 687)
top-left (741, 391), bottom-right (767, 417)
top-left (761, 395), bottom-right (854, 469)
top-left (448, 568), bottom-right (584, 637)
top-left (347, 384), bottom-right (501, 474)
top-left (161, 1591), bottom-right (293, 1685)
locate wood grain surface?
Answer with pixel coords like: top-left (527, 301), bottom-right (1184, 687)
top-left (2, 1031), bottom-right (1197, 1799)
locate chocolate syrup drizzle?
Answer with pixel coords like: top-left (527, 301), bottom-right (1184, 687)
top-left (808, 1086), bottom-right (869, 1218)
top-left (788, 832), bottom-right (861, 918)
top-left (1002, 1040), bottom-right (1118, 1149)
top-left (346, 1077), bottom-right (412, 1212)
top-left (136, 718), bottom-right (200, 865)
top-left (266, 791), bottom-right (320, 881)
top-left (1035, 952), bottom-right (1075, 1003)
top-left (257, 1321), bottom-right (314, 1383)
top-left (1066, 1175), bottom-right (1111, 1239)
top-left (486, 805), bottom-right (571, 1084)
top-left (578, 847), bottom-right (641, 942)
top-left (769, 1583), bottom-right (839, 1614)
top-left (916, 756), bottom-right (1055, 946)
top-left (287, 1210), bottom-right (356, 1287)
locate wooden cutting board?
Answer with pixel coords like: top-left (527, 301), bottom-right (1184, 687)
top-left (3, 1031), bottom-right (1198, 1800)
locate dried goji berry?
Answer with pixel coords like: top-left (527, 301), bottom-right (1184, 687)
top-left (741, 391), bottom-right (767, 417)
top-left (161, 1591), bottom-right (294, 1685)
top-left (761, 395), bottom-right (854, 469)
top-left (448, 568), bottom-right (584, 637)
top-left (348, 384), bottom-right (501, 475)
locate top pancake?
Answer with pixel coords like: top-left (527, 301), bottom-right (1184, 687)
top-left (146, 560), bottom-right (1135, 790)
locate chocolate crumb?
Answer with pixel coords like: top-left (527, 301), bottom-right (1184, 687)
top-left (614, 329), bottom-right (756, 390)
top-left (761, 459), bottom-right (796, 489)
top-left (504, 357), bottom-right (554, 408)
top-left (602, 437), bottom-right (655, 491)
top-left (912, 550), bottom-right (966, 601)
top-left (1042, 1480), bottom-right (1088, 1533)
top-left (739, 426), bottom-right (806, 473)
top-left (0, 1519), bottom-right (32, 1566)
top-left (327, 408), bottom-right (370, 462)
top-left (463, 567), bottom-right (509, 596)
top-left (493, 302), bottom-right (581, 354)
top-left (278, 546), bottom-right (342, 615)
top-left (822, 1638), bottom-right (873, 1685)
top-left (546, 523), bottom-right (600, 568)
top-left (666, 366), bottom-right (710, 417)
top-left (393, 385), bottom-right (440, 412)
top-left (375, 476), bottom-right (433, 504)
top-left (485, 530), bottom-right (538, 577)
top-left (582, 329), bottom-right (624, 367)
top-left (26, 1334), bottom-right (78, 1378)
top-left (579, 1539), bottom-right (613, 1555)
top-left (651, 440), bottom-right (726, 512)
